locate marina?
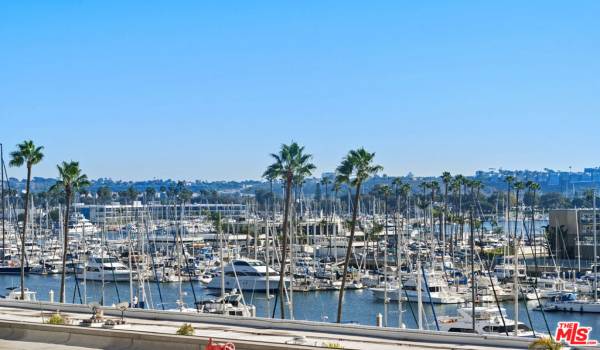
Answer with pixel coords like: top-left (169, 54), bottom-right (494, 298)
top-left (3, 2), bottom-right (600, 348)
top-left (2, 135), bottom-right (600, 348)
top-left (2, 171), bottom-right (600, 344)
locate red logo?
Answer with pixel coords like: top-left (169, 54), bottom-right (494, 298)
top-left (554, 322), bottom-right (597, 346)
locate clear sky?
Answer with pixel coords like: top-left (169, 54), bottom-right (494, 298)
top-left (1, 1), bottom-right (599, 181)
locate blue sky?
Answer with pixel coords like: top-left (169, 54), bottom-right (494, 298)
top-left (1, 1), bottom-right (599, 181)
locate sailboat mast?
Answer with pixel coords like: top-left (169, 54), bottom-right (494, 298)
top-left (513, 215), bottom-right (519, 336)
top-left (1, 143), bottom-right (4, 263)
top-left (219, 212), bottom-right (225, 300)
top-left (416, 259), bottom-right (423, 330)
top-left (594, 189), bottom-right (597, 302)
top-left (128, 218), bottom-right (134, 304)
top-left (383, 197), bottom-right (388, 327)
top-left (265, 217), bottom-right (270, 317)
top-left (469, 209), bottom-right (475, 331)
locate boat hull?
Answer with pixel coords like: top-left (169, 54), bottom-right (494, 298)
top-left (370, 288), bottom-right (465, 304)
top-left (0, 266), bottom-right (31, 275)
top-left (206, 277), bottom-right (287, 292)
top-left (77, 272), bottom-right (136, 282)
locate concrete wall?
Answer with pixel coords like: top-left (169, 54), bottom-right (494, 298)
top-left (0, 300), bottom-right (534, 349)
top-left (0, 320), bottom-right (310, 350)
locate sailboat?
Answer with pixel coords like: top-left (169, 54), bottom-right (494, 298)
top-left (537, 292), bottom-right (600, 313)
top-left (76, 253), bottom-right (137, 282)
top-left (371, 270), bottom-right (465, 304)
top-left (206, 258), bottom-right (285, 292)
top-left (0, 144), bottom-right (29, 275)
top-left (196, 290), bottom-right (256, 317)
top-left (439, 305), bottom-right (535, 337)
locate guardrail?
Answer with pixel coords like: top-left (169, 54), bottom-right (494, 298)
top-left (0, 299), bottom-right (534, 349)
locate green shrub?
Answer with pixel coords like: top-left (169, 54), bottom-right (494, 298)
top-left (176, 323), bottom-right (194, 336)
top-left (528, 337), bottom-right (562, 350)
top-left (47, 313), bottom-right (65, 325)
top-left (323, 342), bottom-right (344, 349)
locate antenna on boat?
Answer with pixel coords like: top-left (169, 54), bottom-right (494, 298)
top-left (0, 142), bottom-right (4, 264)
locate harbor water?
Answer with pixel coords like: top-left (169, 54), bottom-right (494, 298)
top-left (3, 274), bottom-right (600, 340)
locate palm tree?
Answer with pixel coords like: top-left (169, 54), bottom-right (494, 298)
top-left (335, 148), bottom-right (382, 323)
top-left (263, 142), bottom-right (315, 319)
top-left (50, 161), bottom-right (90, 303)
top-left (377, 184), bottom-right (392, 326)
top-left (9, 140), bottom-right (44, 299)
top-left (449, 178), bottom-right (461, 256)
top-left (392, 177), bottom-right (402, 211)
top-left (319, 176), bottom-right (333, 242)
top-left (503, 175), bottom-right (515, 257)
top-left (471, 180), bottom-right (483, 199)
top-left (470, 179), bottom-right (484, 234)
top-left (429, 181), bottom-right (439, 203)
top-left (399, 183), bottom-right (411, 213)
top-left (526, 180), bottom-right (541, 249)
top-left (96, 186), bottom-right (112, 205)
top-left (320, 177), bottom-right (332, 215)
top-left (262, 168), bottom-right (277, 214)
top-left (453, 175), bottom-right (466, 245)
top-left (394, 182), bottom-right (410, 233)
top-left (513, 181), bottom-right (525, 240)
top-left (429, 180), bottom-right (439, 238)
top-left (441, 172), bottom-right (452, 243)
top-left (418, 181), bottom-right (428, 195)
top-left (332, 182), bottom-right (341, 216)
top-left (145, 187), bottom-right (156, 203)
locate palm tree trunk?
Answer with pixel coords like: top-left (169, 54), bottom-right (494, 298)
top-left (430, 189), bottom-right (435, 239)
top-left (279, 173), bottom-right (292, 319)
top-left (443, 184), bottom-right (448, 250)
top-left (337, 181), bottom-right (361, 323)
top-left (60, 187), bottom-right (71, 303)
top-left (459, 187), bottom-right (464, 244)
top-left (20, 164), bottom-right (32, 299)
top-left (531, 190), bottom-right (536, 265)
top-left (514, 189), bottom-right (520, 248)
top-left (506, 186), bottom-right (511, 251)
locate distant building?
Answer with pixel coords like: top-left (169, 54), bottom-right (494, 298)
top-left (74, 202), bottom-right (247, 225)
top-left (548, 209), bottom-right (600, 262)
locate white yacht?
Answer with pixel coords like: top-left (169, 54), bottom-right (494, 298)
top-left (439, 306), bottom-right (535, 337)
top-left (371, 271), bottom-right (465, 304)
top-left (493, 256), bottom-right (526, 280)
top-left (197, 292), bottom-right (256, 317)
top-left (465, 275), bottom-right (513, 302)
top-left (2, 287), bottom-right (37, 302)
top-left (68, 213), bottom-right (100, 237)
top-left (149, 265), bottom-right (179, 283)
top-left (33, 256), bottom-right (63, 274)
top-left (76, 255), bottom-right (135, 282)
top-left (167, 291), bottom-right (256, 317)
top-left (525, 277), bottom-right (576, 300)
top-left (206, 258), bottom-right (287, 292)
top-left (539, 292), bottom-right (600, 313)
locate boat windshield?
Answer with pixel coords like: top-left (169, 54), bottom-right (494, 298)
top-left (483, 324), bottom-right (531, 333)
top-left (233, 260), bottom-right (263, 267)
